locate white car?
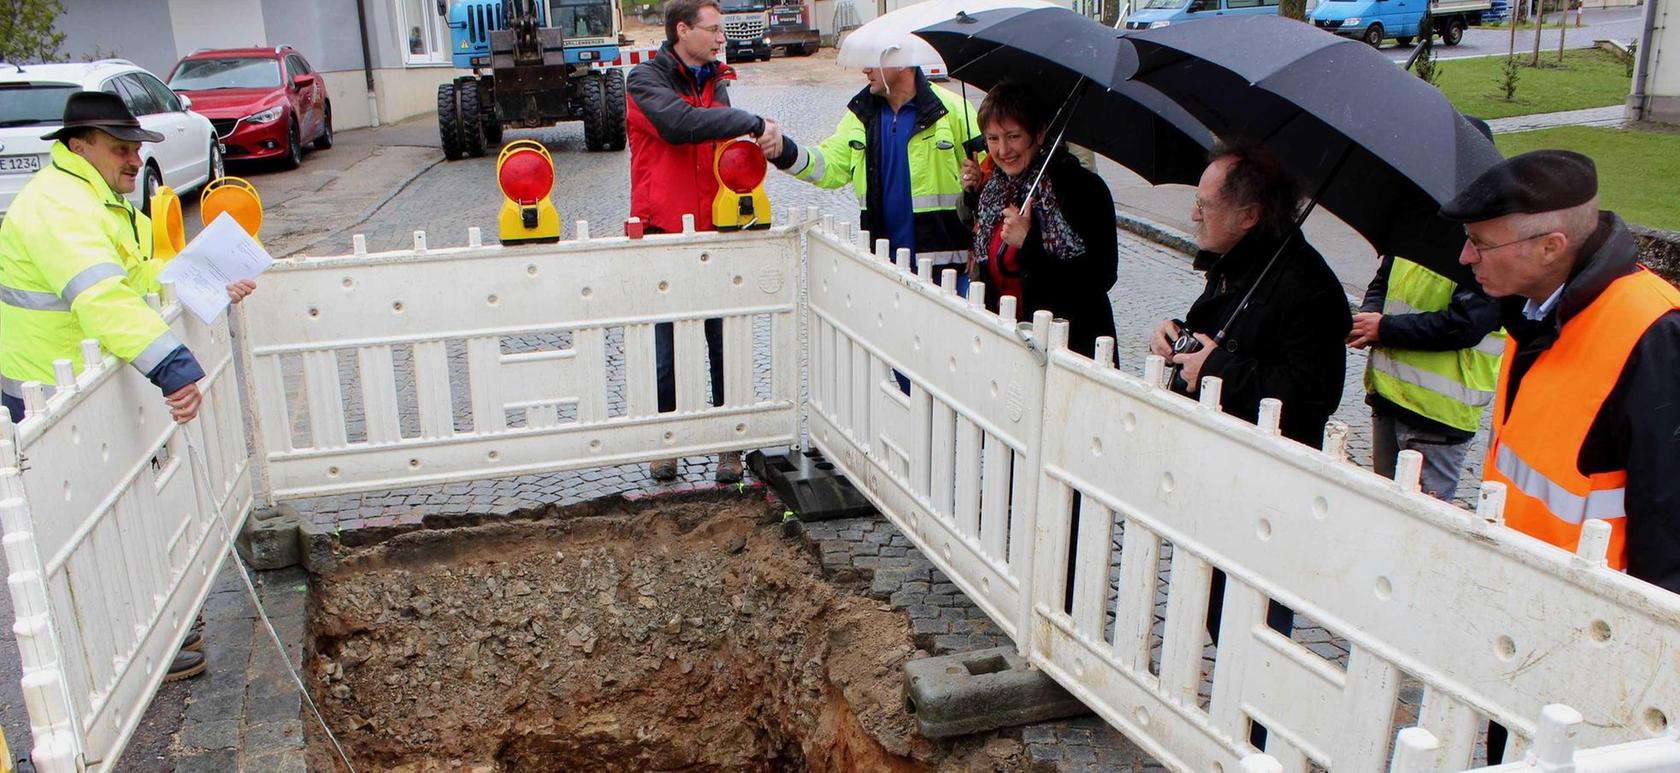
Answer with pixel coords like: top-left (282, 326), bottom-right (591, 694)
top-left (0, 59), bottom-right (222, 219)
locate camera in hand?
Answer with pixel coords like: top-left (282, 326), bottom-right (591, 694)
top-left (1168, 323), bottom-right (1202, 392)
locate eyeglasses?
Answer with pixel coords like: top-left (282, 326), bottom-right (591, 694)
top-left (1193, 195), bottom-right (1250, 216)
top-left (1463, 231), bottom-right (1552, 261)
top-left (692, 23), bottom-right (722, 33)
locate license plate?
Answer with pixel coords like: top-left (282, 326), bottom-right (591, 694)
top-left (0, 155), bottom-right (41, 175)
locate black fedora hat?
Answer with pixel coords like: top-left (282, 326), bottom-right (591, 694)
top-left (41, 91), bottom-right (165, 143)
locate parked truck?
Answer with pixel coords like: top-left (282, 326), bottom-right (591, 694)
top-left (1309, 0), bottom-right (1491, 47)
top-left (721, 0), bottom-right (775, 61)
top-left (768, 0), bottom-right (821, 57)
top-left (436, 0), bottom-right (628, 159)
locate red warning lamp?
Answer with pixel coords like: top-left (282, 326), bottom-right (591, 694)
top-left (495, 140), bottom-right (560, 243)
top-left (716, 140), bottom-right (767, 193)
top-left (712, 138), bottom-right (771, 231)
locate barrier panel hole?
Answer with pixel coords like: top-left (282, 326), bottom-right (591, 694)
top-left (699, 251), bottom-right (710, 264)
top-left (1122, 412), bottom-right (1136, 432)
top-left (581, 286), bottom-right (593, 299)
top-left (342, 277), bottom-right (354, 289)
top-left (1646, 707), bottom-right (1668, 732)
top-left (1495, 635), bottom-right (1517, 660)
top-left (1091, 437), bottom-right (1103, 457)
top-left (526, 264), bottom-right (538, 277)
top-left (659, 281), bottom-right (671, 293)
top-left (1374, 576), bottom-right (1392, 600)
top-left (1590, 619), bottom-right (1612, 642)
top-left (309, 307), bottom-right (321, 319)
top-left (1256, 518), bottom-right (1272, 541)
top-left (392, 302), bottom-right (404, 313)
top-left (487, 294), bottom-right (499, 306)
top-left (732, 275), bottom-right (744, 287)
top-left (302, 498), bottom-right (1014, 770)
top-left (487, 451), bottom-right (499, 462)
top-left (1160, 473), bottom-right (1175, 494)
top-left (1311, 495), bottom-right (1329, 520)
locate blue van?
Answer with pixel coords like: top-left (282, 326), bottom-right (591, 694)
top-left (1309, 0), bottom-right (1490, 47)
top-left (1122, 0), bottom-right (1280, 30)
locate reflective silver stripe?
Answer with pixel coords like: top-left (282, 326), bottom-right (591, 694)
top-left (60, 263), bottom-right (126, 305)
top-left (131, 330), bottom-right (184, 373)
top-left (0, 284), bottom-right (69, 311)
top-left (911, 193), bottom-right (961, 211)
top-left (794, 145), bottom-right (825, 182)
top-left (1475, 334), bottom-right (1507, 357)
top-left (917, 249), bottom-right (967, 266)
top-left (1382, 297), bottom-right (1424, 316)
top-left (0, 376), bottom-right (54, 400)
top-left (1369, 350), bottom-right (1494, 407)
top-left (1495, 445), bottom-right (1627, 524)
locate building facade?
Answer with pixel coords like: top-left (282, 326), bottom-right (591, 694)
top-left (57, 0), bottom-right (465, 130)
top-left (1630, 0), bottom-right (1677, 123)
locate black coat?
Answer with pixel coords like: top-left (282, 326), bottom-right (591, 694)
top-left (996, 152), bottom-right (1119, 360)
top-left (1499, 212), bottom-right (1680, 593)
top-left (1180, 227), bottom-right (1352, 448)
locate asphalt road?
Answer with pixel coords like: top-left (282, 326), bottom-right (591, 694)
top-left (1376, 6), bottom-right (1644, 62)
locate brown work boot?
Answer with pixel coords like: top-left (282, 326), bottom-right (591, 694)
top-left (166, 649), bottom-right (206, 682)
top-left (650, 458), bottom-right (680, 481)
top-left (715, 451), bottom-right (744, 483)
top-left (181, 630), bottom-right (202, 652)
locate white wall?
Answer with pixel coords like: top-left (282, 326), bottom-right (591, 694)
top-left (166, 0), bottom-right (270, 54)
top-left (321, 66), bottom-right (464, 130)
top-left (1631, 0), bottom-right (1677, 123)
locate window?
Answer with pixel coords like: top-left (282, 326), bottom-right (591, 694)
top-left (0, 83), bottom-right (78, 126)
top-left (397, 0), bottom-right (452, 65)
top-left (550, 0), bottom-right (614, 37)
top-left (137, 72), bottom-right (182, 113)
top-left (168, 58), bottom-right (283, 90)
top-left (112, 74), bottom-right (162, 116)
top-left (1226, 0), bottom-right (1262, 8)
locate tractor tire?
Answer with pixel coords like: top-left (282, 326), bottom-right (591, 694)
top-left (438, 82), bottom-right (466, 160)
top-left (581, 74), bottom-right (607, 152)
top-left (601, 68), bottom-right (627, 152)
top-left (457, 79), bottom-right (488, 158)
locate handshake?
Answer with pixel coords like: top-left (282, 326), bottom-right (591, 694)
top-left (754, 117), bottom-right (784, 160)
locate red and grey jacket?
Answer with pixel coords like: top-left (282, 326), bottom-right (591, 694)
top-left (626, 43), bottom-right (765, 233)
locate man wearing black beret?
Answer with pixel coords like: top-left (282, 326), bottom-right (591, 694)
top-left (1446, 149), bottom-right (1680, 596)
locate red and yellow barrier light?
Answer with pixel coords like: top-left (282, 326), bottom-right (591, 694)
top-left (497, 140), bottom-right (560, 244)
top-left (150, 184), bottom-right (185, 260)
top-left (712, 138), bottom-right (770, 232)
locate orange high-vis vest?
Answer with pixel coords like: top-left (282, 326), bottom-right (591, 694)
top-left (1485, 268), bottom-right (1680, 569)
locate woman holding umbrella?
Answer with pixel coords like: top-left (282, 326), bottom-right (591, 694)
top-left (965, 80), bottom-right (1118, 362)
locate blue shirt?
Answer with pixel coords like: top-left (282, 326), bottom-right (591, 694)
top-left (876, 99), bottom-right (919, 264)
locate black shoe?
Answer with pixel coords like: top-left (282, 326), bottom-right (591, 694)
top-left (166, 649), bottom-right (206, 682)
top-left (181, 630), bottom-right (202, 652)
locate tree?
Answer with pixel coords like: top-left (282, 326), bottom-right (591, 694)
top-left (1280, 0), bottom-right (1308, 21)
top-left (0, 0), bottom-right (67, 64)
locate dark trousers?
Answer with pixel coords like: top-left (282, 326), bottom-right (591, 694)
top-left (1207, 568), bottom-right (1294, 750)
top-left (655, 318), bottom-right (724, 413)
top-left (3, 393), bottom-right (22, 424)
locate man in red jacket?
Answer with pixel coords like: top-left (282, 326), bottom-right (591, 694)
top-left (627, 0), bottom-right (781, 482)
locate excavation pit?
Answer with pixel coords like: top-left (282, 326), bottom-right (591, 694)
top-left (302, 494), bottom-right (1026, 772)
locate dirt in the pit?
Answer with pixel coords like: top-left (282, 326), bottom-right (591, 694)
top-left (304, 495), bottom-right (1027, 772)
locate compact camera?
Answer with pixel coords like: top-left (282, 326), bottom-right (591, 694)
top-left (1167, 321), bottom-right (1202, 391)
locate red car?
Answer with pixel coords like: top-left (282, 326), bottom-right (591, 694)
top-left (166, 46), bottom-right (332, 169)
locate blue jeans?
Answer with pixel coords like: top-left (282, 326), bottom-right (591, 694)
top-left (655, 318), bottom-right (724, 413)
top-left (1371, 410), bottom-right (1473, 501)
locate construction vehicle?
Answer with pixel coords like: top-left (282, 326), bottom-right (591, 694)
top-left (435, 0), bottom-right (628, 159)
top-left (768, 0), bottom-right (821, 57)
top-left (721, 0), bottom-right (775, 62)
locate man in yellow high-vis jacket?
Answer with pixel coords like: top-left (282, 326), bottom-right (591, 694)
top-left (1, 92), bottom-right (255, 682)
top-left (1348, 256), bottom-right (1504, 500)
top-left (0, 91), bottom-right (254, 430)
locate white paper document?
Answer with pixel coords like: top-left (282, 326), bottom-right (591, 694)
top-left (159, 212), bottom-right (272, 324)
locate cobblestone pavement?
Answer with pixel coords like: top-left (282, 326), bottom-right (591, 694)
top-left (105, 77), bottom-right (1499, 770)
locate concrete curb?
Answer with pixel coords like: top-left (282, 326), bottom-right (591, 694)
top-left (1114, 207), bottom-right (1196, 258)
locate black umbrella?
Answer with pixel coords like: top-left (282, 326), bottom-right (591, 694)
top-left (1118, 15), bottom-right (1502, 280)
top-left (915, 7), bottom-right (1214, 187)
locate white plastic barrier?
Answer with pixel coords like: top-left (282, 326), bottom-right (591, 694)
top-left (797, 214), bottom-right (1680, 771)
top-left (0, 287), bottom-right (252, 771)
top-left (240, 222), bottom-right (802, 501)
top-left (804, 223), bottom-right (1048, 644)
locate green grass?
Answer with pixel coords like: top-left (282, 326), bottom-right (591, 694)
top-left (1495, 125), bottom-right (1680, 230)
top-left (1433, 48), bottom-right (1630, 119)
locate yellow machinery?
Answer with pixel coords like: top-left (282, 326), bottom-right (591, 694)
top-left (150, 185), bottom-right (186, 260)
top-left (496, 140), bottom-right (560, 244)
top-left (711, 137), bottom-right (771, 231)
top-left (199, 177), bottom-right (265, 244)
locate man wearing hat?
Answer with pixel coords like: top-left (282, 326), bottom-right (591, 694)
top-left (1445, 149), bottom-right (1680, 595)
top-left (0, 92), bottom-right (257, 680)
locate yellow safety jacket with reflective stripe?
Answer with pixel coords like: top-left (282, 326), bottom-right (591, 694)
top-left (1485, 268), bottom-right (1680, 570)
top-left (1364, 257), bottom-right (1506, 434)
top-left (782, 83), bottom-right (978, 265)
top-left (0, 142), bottom-right (179, 399)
